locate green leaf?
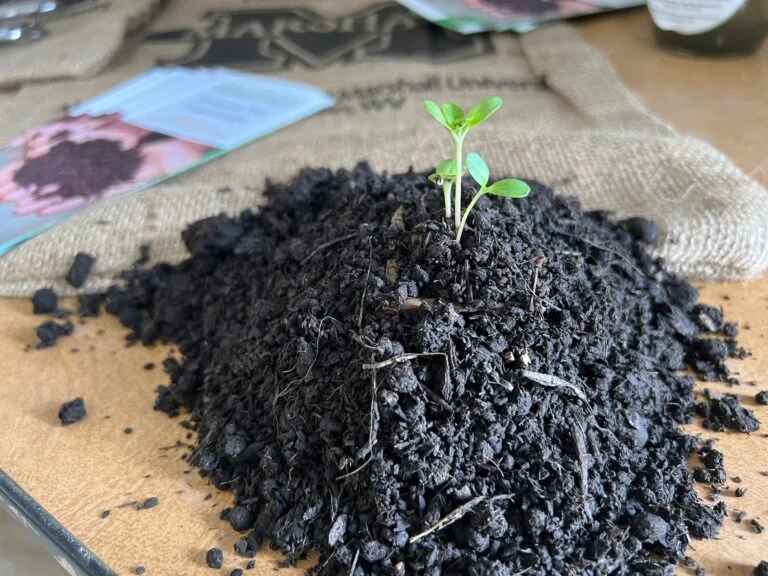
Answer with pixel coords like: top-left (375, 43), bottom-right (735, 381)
top-left (486, 179), bottom-right (530, 199)
top-left (441, 103), bottom-right (465, 129)
top-left (466, 153), bottom-right (489, 187)
top-left (466, 96), bottom-right (502, 127)
top-left (434, 158), bottom-right (466, 178)
top-left (429, 159), bottom-right (461, 184)
top-left (435, 159), bottom-right (457, 177)
top-left (423, 100), bottom-right (449, 129)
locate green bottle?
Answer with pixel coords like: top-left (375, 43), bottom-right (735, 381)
top-left (649, 0), bottom-right (768, 56)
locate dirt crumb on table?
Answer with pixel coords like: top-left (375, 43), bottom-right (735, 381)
top-left (58, 397), bottom-right (86, 425)
top-left (31, 288), bottom-right (58, 314)
top-left (205, 548), bottom-right (223, 569)
top-left (36, 319), bottom-right (73, 349)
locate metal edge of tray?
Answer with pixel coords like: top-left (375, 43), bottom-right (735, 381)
top-left (0, 468), bottom-right (115, 576)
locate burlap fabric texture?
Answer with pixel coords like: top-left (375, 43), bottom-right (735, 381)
top-left (0, 0), bottom-right (162, 88)
top-left (0, 0), bottom-right (766, 296)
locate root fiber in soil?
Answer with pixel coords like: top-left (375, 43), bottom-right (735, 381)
top-left (83, 164), bottom-right (756, 574)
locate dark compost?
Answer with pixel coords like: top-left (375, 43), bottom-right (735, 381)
top-left (94, 163), bottom-right (755, 575)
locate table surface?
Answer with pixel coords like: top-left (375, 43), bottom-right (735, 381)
top-left (1, 8), bottom-right (768, 576)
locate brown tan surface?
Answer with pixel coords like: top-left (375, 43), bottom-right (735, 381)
top-left (0, 301), bottom-right (314, 575)
top-left (1, 8), bottom-right (767, 576)
top-left (580, 10), bottom-right (768, 185)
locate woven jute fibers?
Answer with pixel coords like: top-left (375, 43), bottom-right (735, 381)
top-left (0, 0), bottom-right (766, 295)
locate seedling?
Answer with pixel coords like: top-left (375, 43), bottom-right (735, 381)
top-left (423, 97), bottom-right (530, 243)
top-left (458, 153), bottom-right (530, 243)
top-left (427, 159), bottom-right (465, 218)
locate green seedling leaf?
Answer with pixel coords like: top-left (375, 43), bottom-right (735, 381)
top-left (436, 159), bottom-right (466, 177)
top-left (466, 96), bottom-right (502, 127)
top-left (466, 152), bottom-right (489, 187)
top-left (436, 159), bottom-right (457, 177)
top-left (429, 159), bottom-right (465, 184)
top-left (487, 179), bottom-right (530, 198)
top-left (441, 103), bottom-right (465, 129)
top-left (423, 100), bottom-right (449, 129)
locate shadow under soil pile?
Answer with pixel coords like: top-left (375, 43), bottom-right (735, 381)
top-left (108, 164), bottom-right (753, 575)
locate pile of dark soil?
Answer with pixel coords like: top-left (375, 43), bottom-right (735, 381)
top-left (101, 163), bottom-right (754, 574)
top-left (14, 139), bottom-right (141, 200)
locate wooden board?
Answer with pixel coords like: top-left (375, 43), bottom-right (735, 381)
top-left (1, 8), bottom-right (767, 576)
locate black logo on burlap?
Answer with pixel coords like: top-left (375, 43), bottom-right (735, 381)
top-left (144, 3), bottom-right (494, 70)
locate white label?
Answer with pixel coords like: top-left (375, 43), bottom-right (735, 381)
top-left (648, 0), bottom-right (746, 35)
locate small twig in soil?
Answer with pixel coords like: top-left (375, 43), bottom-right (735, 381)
top-left (490, 374), bottom-right (514, 392)
top-left (362, 351), bottom-right (453, 411)
top-left (484, 455), bottom-right (505, 478)
top-left (159, 441), bottom-right (191, 451)
top-left (587, 429), bottom-right (604, 466)
top-left (571, 423), bottom-right (589, 494)
top-left (385, 298), bottom-right (471, 314)
top-left (409, 494), bottom-right (512, 544)
top-left (362, 352), bottom-right (446, 370)
top-left (336, 456), bottom-right (373, 481)
top-left (275, 316), bottom-right (339, 402)
top-left (301, 233), bottom-right (358, 264)
top-left (390, 205), bottom-right (405, 228)
top-left (571, 422), bottom-right (591, 518)
top-left (418, 382), bottom-right (454, 413)
top-left (368, 368), bottom-right (379, 454)
top-left (349, 331), bottom-right (379, 351)
top-left (529, 266), bottom-right (539, 313)
top-left (410, 496), bottom-right (485, 544)
top-left (215, 475), bottom-right (241, 487)
top-left (348, 548), bottom-right (360, 576)
top-left (509, 259), bottom-right (562, 312)
top-left (317, 548), bottom-right (341, 574)
top-left (522, 370), bottom-right (588, 403)
top-left (358, 245), bottom-right (372, 329)
top-left (317, 549), bottom-right (339, 573)
top-left (385, 259), bottom-right (400, 285)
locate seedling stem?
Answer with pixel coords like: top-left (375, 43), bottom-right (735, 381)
top-left (454, 137), bottom-right (463, 231)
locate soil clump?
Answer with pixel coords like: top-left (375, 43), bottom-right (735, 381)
top-left (58, 397), bottom-right (86, 425)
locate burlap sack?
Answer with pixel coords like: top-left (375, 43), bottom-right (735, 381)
top-left (0, 0), bottom-right (766, 296)
top-left (0, 0), bottom-right (162, 87)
